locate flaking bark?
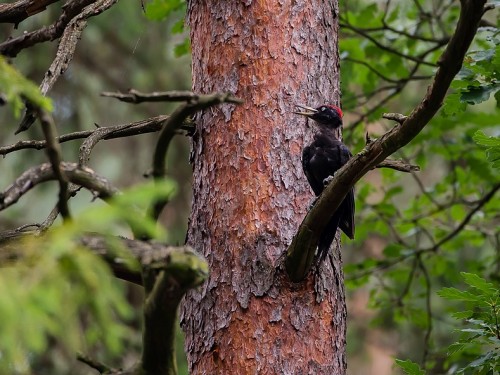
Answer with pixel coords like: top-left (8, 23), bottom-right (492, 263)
top-left (181, 1), bottom-right (346, 373)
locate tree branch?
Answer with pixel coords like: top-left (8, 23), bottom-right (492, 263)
top-left (0, 162), bottom-right (119, 211)
top-left (376, 159), bottom-right (420, 172)
top-left (1, 115), bottom-right (173, 156)
top-left (14, 0), bottom-right (119, 133)
top-left (76, 352), bottom-right (117, 374)
top-left (340, 22), bottom-right (437, 67)
top-left (140, 247), bottom-right (208, 375)
top-left (150, 92), bottom-right (243, 221)
top-left (101, 89), bottom-right (203, 103)
top-left (347, 182), bottom-right (499, 281)
top-left (286, 0), bottom-right (487, 282)
top-left (424, 182), bottom-right (500, 252)
top-left (0, 0), bottom-right (60, 26)
top-left (0, 230), bottom-right (208, 375)
top-left (382, 112), bottom-right (408, 124)
top-left (0, 0), bottom-right (117, 57)
top-left (36, 109), bottom-right (71, 220)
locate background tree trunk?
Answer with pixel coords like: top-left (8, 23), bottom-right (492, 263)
top-left (181, 1), bottom-right (346, 373)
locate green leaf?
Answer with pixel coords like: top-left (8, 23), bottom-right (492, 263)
top-left (460, 83), bottom-right (500, 104)
top-left (383, 243), bottom-right (405, 257)
top-left (0, 56), bottom-right (53, 117)
top-left (174, 37), bottom-right (191, 57)
top-left (437, 287), bottom-right (481, 302)
top-left (473, 131), bottom-right (500, 148)
top-left (171, 17), bottom-right (185, 34)
top-left (395, 359), bottom-right (425, 375)
top-left (473, 131), bottom-right (500, 169)
top-left (461, 272), bottom-right (497, 294)
top-left (145, 0), bottom-right (185, 21)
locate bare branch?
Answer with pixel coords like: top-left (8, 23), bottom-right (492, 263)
top-left (150, 92), bottom-right (243, 221)
top-left (347, 23), bottom-right (450, 44)
top-left (376, 159), bottom-right (420, 172)
top-left (286, 0), bottom-right (488, 282)
top-left (347, 182), bottom-right (500, 281)
top-left (1, 115), bottom-right (172, 156)
top-left (344, 57), bottom-right (432, 84)
top-left (382, 112), bottom-right (408, 124)
top-left (14, 0), bottom-right (119, 133)
top-left (76, 352), bottom-right (117, 374)
top-left (0, 0), bottom-right (118, 57)
top-left (0, 0), bottom-right (59, 26)
top-left (340, 22), bottom-right (437, 67)
top-left (0, 162), bottom-right (119, 211)
top-left (101, 89), bottom-right (203, 103)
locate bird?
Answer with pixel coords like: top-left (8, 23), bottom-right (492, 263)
top-left (294, 104), bottom-right (355, 263)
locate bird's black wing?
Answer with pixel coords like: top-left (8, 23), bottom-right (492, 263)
top-left (303, 137), bottom-right (348, 195)
top-left (303, 136), bottom-right (355, 260)
top-left (302, 144), bottom-right (325, 196)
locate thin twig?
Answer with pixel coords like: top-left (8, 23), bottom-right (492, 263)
top-left (15, 0), bottom-right (119, 133)
top-left (425, 182), bottom-right (500, 252)
top-left (419, 257), bottom-right (433, 367)
top-left (340, 22), bottom-right (437, 67)
top-left (347, 182), bottom-right (499, 281)
top-left (76, 352), bottom-right (116, 374)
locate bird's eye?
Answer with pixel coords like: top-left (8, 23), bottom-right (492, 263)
top-left (320, 106), bottom-right (326, 111)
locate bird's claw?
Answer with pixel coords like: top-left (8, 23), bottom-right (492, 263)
top-left (323, 175), bottom-right (334, 187)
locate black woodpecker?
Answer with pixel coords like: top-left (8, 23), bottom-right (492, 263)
top-left (295, 104), bottom-right (355, 262)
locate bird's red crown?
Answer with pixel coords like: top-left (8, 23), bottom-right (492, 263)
top-left (326, 105), bottom-right (343, 118)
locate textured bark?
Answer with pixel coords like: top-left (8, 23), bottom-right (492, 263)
top-left (181, 1), bottom-right (346, 374)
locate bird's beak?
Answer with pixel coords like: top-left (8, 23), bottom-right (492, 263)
top-left (293, 104), bottom-right (317, 118)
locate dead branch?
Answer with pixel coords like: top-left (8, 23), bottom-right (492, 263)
top-left (0, 162), bottom-right (119, 211)
top-left (0, 0), bottom-right (117, 57)
top-left (14, 0), bottom-right (119, 133)
top-left (150, 92), bottom-right (243, 221)
top-left (101, 89), bottom-right (202, 103)
top-left (0, 0), bottom-right (59, 26)
top-left (1, 115), bottom-right (171, 156)
top-left (376, 159), bottom-right (420, 172)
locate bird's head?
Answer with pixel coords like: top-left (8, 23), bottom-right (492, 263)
top-left (294, 104), bottom-right (343, 129)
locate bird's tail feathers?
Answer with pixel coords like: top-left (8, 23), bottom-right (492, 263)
top-left (317, 209), bottom-right (342, 264)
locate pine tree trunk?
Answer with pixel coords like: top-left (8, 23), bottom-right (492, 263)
top-left (181, 1), bottom-right (346, 373)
